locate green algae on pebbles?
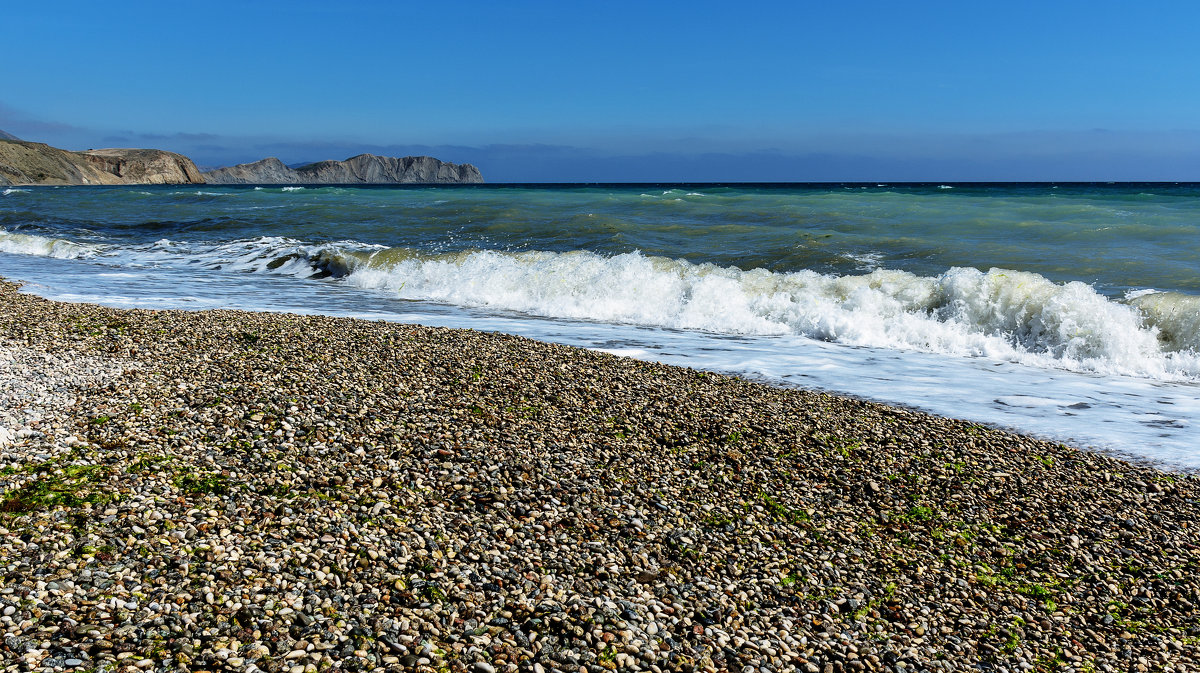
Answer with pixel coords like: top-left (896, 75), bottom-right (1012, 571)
top-left (1, 279), bottom-right (1200, 672)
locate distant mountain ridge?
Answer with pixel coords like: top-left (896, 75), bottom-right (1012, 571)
top-left (0, 132), bottom-right (482, 186)
top-left (203, 154), bottom-right (483, 185)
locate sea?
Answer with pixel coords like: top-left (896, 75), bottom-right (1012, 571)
top-left (2, 183), bottom-right (1199, 469)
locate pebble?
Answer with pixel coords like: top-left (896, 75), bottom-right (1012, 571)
top-left (1, 280), bottom-right (1199, 670)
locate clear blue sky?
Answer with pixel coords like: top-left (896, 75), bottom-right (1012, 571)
top-left (3, 0), bottom-right (1200, 181)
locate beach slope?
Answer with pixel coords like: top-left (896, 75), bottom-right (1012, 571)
top-left (1, 280), bottom-right (1197, 671)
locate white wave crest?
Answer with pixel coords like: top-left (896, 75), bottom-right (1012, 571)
top-left (2, 188), bottom-right (30, 196)
top-left (336, 249), bottom-right (1200, 379)
top-left (281, 186), bottom-right (305, 192)
top-left (933, 268), bottom-right (1174, 375)
top-left (67, 237), bottom-right (1200, 381)
top-left (0, 229), bottom-right (99, 259)
top-left (130, 236), bottom-right (384, 278)
top-left (842, 251), bottom-right (883, 271)
top-left (1128, 292), bottom-right (1200, 354)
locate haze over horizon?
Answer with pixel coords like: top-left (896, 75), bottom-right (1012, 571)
top-left (3, 0), bottom-right (1199, 182)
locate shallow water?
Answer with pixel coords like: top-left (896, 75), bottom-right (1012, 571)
top-left (3, 183), bottom-right (1198, 468)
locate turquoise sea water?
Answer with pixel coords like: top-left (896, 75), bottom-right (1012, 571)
top-left (2, 183), bottom-right (1199, 467)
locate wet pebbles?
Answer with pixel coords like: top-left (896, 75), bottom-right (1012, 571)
top-left (2, 280), bottom-right (1199, 672)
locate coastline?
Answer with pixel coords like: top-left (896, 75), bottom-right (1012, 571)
top-left (2, 279), bottom-right (1198, 671)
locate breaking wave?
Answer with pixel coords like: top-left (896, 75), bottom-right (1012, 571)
top-left (7, 228), bottom-right (1199, 380)
top-left (0, 228), bottom-right (100, 259)
top-left (137, 238), bottom-right (1200, 380)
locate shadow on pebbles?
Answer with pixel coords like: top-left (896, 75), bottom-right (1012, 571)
top-left (2, 281), bottom-right (1199, 673)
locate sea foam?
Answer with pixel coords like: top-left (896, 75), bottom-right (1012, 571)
top-left (9, 229), bottom-right (1200, 382)
top-left (247, 244), bottom-right (1199, 380)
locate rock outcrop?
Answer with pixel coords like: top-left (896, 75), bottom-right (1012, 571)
top-left (204, 153), bottom-right (483, 184)
top-left (80, 148), bottom-right (205, 185)
top-left (0, 138), bottom-right (204, 186)
top-left (199, 157), bottom-right (295, 185)
top-left (0, 135), bottom-right (481, 187)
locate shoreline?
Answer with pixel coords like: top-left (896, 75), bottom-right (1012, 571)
top-left (2, 280), bottom-right (1199, 671)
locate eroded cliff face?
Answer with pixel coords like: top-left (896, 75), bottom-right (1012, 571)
top-left (81, 149), bottom-right (205, 185)
top-left (204, 154), bottom-right (483, 184)
top-left (0, 139), bottom-right (205, 186)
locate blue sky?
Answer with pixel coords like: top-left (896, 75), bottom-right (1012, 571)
top-left (3, 1), bottom-right (1200, 181)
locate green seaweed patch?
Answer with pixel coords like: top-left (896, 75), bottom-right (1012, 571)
top-left (173, 473), bottom-right (231, 496)
top-left (127, 454), bottom-right (176, 474)
top-left (759, 492), bottom-right (811, 524)
top-left (0, 465), bottom-right (114, 513)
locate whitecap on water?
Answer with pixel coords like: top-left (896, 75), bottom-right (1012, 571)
top-left (0, 228), bottom-right (100, 259)
top-left (329, 248), bottom-right (1200, 381)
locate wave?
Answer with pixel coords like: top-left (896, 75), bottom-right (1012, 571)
top-left (842, 251), bottom-right (883, 271)
top-left (2, 188), bottom-right (30, 196)
top-left (0, 228), bottom-right (100, 259)
top-left (169, 191), bottom-right (233, 197)
top-left (150, 239), bottom-right (1196, 380)
top-left (1127, 292), bottom-right (1200, 353)
top-left (15, 232), bottom-right (1200, 380)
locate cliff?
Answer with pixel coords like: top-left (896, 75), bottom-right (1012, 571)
top-left (204, 153), bottom-right (483, 184)
top-left (80, 148), bottom-right (205, 184)
top-left (0, 138), bottom-right (204, 186)
top-left (0, 133), bottom-right (482, 187)
top-left (198, 157), bottom-right (295, 185)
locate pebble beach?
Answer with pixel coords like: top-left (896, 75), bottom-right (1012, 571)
top-left (2, 278), bottom-right (1199, 673)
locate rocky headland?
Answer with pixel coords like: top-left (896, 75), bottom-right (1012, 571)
top-left (203, 154), bottom-right (484, 185)
top-left (2, 278), bottom-right (1199, 672)
top-left (0, 138), bottom-right (204, 186)
top-left (0, 132), bottom-right (482, 186)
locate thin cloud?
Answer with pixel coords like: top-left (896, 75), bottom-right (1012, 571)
top-left (128, 131), bottom-right (223, 142)
top-left (0, 101), bottom-right (87, 137)
top-left (6, 108), bottom-right (1200, 181)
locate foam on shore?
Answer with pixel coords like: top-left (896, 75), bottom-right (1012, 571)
top-left (11, 233), bottom-right (1196, 380)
